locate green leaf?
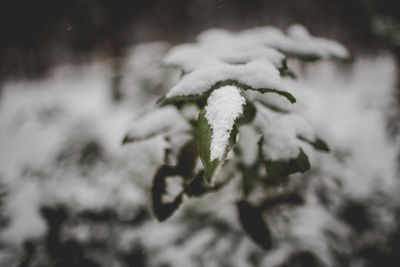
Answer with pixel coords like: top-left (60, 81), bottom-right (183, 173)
top-left (237, 100), bottom-right (256, 125)
top-left (185, 170), bottom-right (207, 197)
top-left (263, 149), bottom-right (311, 183)
top-left (184, 169), bottom-right (228, 197)
top-left (237, 200), bottom-right (272, 250)
top-left (151, 165), bottom-right (183, 222)
top-left (197, 108), bottom-right (238, 185)
top-left (175, 139), bottom-right (198, 180)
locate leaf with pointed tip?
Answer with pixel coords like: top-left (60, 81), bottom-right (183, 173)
top-left (237, 200), bottom-right (272, 250)
top-left (197, 108), bottom-right (238, 185)
top-left (151, 165), bottom-right (183, 222)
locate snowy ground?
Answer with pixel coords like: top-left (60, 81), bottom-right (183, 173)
top-left (0, 41), bottom-right (399, 267)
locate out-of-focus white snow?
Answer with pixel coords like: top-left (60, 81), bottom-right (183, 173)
top-left (290, 55), bottom-right (399, 199)
top-left (164, 40), bottom-right (284, 72)
top-left (124, 106), bottom-right (191, 140)
top-left (205, 86), bottom-right (245, 161)
top-left (166, 24), bottom-right (348, 77)
top-left (162, 175), bottom-right (184, 203)
top-left (0, 181), bottom-right (46, 245)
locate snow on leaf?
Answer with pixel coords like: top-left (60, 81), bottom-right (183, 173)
top-left (254, 102), bottom-right (315, 161)
top-left (263, 149), bottom-right (311, 182)
top-left (267, 24), bottom-right (349, 60)
top-left (197, 86), bottom-right (244, 184)
top-left (163, 38), bottom-right (285, 73)
top-left (205, 86), bottom-right (246, 161)
top-left (164, 59), bottom-right (290, 102)
top-left (123, 106), bottom-right (191, 144)
top-left (237, 25), bottom-right (349, 60)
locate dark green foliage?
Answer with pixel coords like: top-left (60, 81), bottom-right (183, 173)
top-left (175, 139), bottom-right (198, 180)
top-left (237, 200), bottom-right (272, 250)
top-left (237, 100), bottom-right (257, 125)
top-left (184, 170), bottom-right (209, 197)
top-left (240, 164), bottom-right (260, 198)
top-left (120, 243), bottom-right (148, 267)
top-left (151, 139), bottom-right (199, 221)
top-left (339, 200), bottom-right (371, 233)
top-left (40, 205), bottom-right (100, 267)
top-left (279, 251), bottom-right (325, 267)
top-left (259, 193), bottom-right (304, 211)
top-left (151, 165), bottom-right (183, 222)
top-left (264, 149), bottom-right (311, 183)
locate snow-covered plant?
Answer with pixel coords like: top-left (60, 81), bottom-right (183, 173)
top-left (123, 24), bottom-right (349, 248)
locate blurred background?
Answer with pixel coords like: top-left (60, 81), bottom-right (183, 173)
top-left (1, 0), bottom-right (400, 85)
top-left (0, 1), bottom-right (400, 267)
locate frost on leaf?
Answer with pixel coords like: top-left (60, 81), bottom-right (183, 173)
top-left (198, 86), bottom-right (245, 184)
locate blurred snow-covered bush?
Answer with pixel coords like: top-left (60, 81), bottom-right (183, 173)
top-left (0, 25), bottom-right (399, 267)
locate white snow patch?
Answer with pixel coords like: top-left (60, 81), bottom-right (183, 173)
top-left (205, 86), bottom-right (245, 161)
top-left (164, 39), bottom-right (284, 72)
top-left (162, 175), bottom-right (184, 203)
top-left (240, 24), bottom-right (349, 59)
top-left (238, 125), bottom-right (260, 166)
top-left (0, 182), bottom-right (46, 245)
top-left (255, 103), bottom-right (314, 161)
top-left (125, 106), bottom-right (191, 140)
top-left (166, 59), bottom-right (285, 99)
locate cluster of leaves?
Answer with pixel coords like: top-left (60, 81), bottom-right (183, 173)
top-left (123, 24), bottom-right (348, 248)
